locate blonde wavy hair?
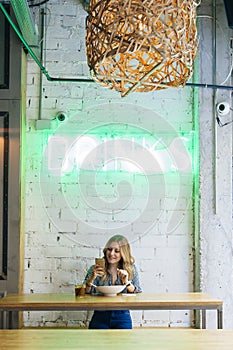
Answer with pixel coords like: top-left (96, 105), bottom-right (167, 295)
top-left (101, 235), bottom-right (135, 281)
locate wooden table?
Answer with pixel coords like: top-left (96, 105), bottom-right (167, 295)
top-left (0, 292), bottom-right (223, 329)
top-left (0, 329), bottom-right (232, 350)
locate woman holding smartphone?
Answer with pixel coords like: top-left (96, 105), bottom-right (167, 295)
top-left (84, 234), bottom-right (142, 329)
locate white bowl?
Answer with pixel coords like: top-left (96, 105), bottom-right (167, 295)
top-left (95, 285), bottom-right (126, 296)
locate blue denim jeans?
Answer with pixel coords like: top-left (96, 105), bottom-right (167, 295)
top-left (89, 310), bottom-right (132, 329)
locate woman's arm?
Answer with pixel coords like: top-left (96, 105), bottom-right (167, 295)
top-left (84, 265), bottom-right (96, 293)
top-left (84, 264), bottom-right (106, 293)
top-left (117, 264), bottom-right (142, 293)
top-left (130, 265), bottom-right (142, 293)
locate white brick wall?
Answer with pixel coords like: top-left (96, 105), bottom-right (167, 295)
top-left (23, 0), bottom-right (232, 329)
top-left (198, 0), bottom-right (233, 329)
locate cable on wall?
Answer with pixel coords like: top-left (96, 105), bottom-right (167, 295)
top-left (27, 0), bottom-right (50, 7)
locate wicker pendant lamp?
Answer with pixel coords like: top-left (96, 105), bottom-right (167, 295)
top-left (86, 0), bottom-right (200, 97)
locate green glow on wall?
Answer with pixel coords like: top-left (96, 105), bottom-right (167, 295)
top-left (38, 117), bottom-right (196, 238)
top-left (44, 126), bottom-right (194, 176)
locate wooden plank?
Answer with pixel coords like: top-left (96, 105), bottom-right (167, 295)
top-left (1, 329), bottom-right (233, 350)
top-left (0, 292), bottom-right (222, 311)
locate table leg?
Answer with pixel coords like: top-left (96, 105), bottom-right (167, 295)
top-left (0, 291), bottom-right (7, 329)
top-left (217, 307), bottom-right (223, 329)
top-left (1, 310), bottom-right (7, 329)
top-left (201, 309), bottom-right (206, 329)
top-left (8, 311), bottom-right (13, 329)
top-left (0, 311), bottom-right (2, 329)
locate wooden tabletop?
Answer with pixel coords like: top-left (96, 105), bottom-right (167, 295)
top-left (0, 292), bottom-right (222, 311)
top-left (0, 329), bottom-right (232, 350)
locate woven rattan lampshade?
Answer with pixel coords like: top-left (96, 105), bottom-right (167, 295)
top-left (86, 0), bottom-right (199, 97)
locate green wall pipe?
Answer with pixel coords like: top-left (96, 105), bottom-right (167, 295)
top-left (0, 3), bottom-right (94, 84)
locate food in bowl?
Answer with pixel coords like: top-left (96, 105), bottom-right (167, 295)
top-left (95, 285), bottom-right (126, 296)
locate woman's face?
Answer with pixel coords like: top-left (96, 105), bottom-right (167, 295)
top-left (106, 241), bottom-right (122, 266)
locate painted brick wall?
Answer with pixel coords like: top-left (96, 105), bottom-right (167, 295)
top-left (24, 0), bottom-right (199, 328)
top-left (198, 0), bottom-right (233, 329)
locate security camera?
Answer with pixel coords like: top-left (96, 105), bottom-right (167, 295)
top-left (56, 112), bottom-right (67, 122)
top-left (216, 102), bottom-right (230, 116)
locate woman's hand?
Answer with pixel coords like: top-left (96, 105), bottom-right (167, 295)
top-left (117, 268), bottom-right (129, 284)
top-left (93, 263), bottom-right (105, 278)
top-left (86, 264), bottom-right (105, 290)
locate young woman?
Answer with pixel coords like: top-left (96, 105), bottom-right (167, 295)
top-left (84, 234), bottom-right (142, 329)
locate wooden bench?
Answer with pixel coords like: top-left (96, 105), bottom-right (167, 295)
top-left (0, 328), bottom-right (232, 350)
